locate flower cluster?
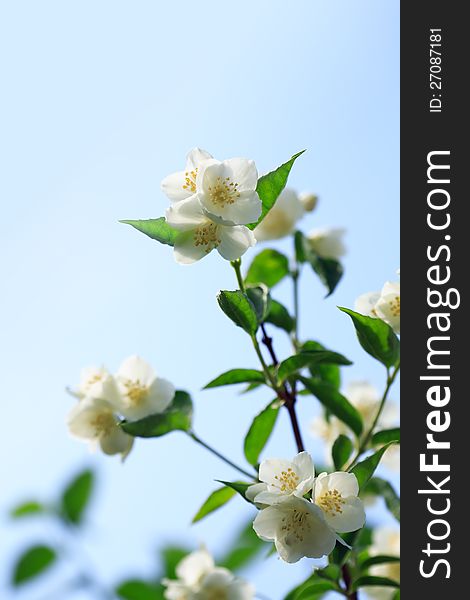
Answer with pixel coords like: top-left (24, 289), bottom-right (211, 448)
top-left (163, 547), bottom-right (255, 600)
top-left (310, 381), bottom-right (400, 471)
top-left (67, 356), bottom-right (175, 460)
top-left (162, 148), bottom-right (261, 264)
top-left (247, 452), bottom-right (365, 563)
top-left (355, 272), bottom-right (400, 334)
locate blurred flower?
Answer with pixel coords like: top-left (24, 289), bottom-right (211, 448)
top-left (161, 148), bottom-right (214, 203)
top-left (313, 472), bottom-right (365, 533)
top-left (306, 227), bottom-right (346, 260)
top-left (67, 397), bottom-right (133, 460)
top-left (196, 157), bottom-right (261, 226)
top-left (253, 495), bottom-right (336, 563)
top-left (114, 355), bottom-right (175, 421)
top-left (310, 381), bottom-right (399, 469)
top-left (163, 547), bottom-right (255, 600)
top-left (70, 366), bottom-right (119, 403)
top-left (253, 451), bottom-right (315, 504)
top-left (166, 197), bottom-right (256, 264)
top-left (299, 191), bottom-right (319, 212)
top-left (355, 274), bottom-right (400, 334)
top-left (365, 526), bottom-right (400, 600)
top-left (254, 188), bottom-right (305, 241)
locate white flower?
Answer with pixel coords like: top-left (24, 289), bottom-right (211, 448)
top-left (195, 157), bottom-right (261, 226)
top-left (245, 482), bottom-right (269, 508)
top-left (161, 148), bottom-right (214, 203)
top-left (166, 197), bottom-right (256, 264)
top-left (114, 355), bottom-right (175, 421)
top-left (313, 472), bottom-right (365, 533)
top-left (252, 495), bottom-right (336, 563)
top-left (254, 188), bottom-right (305, 241)
top-left (67, 397), bottom-right (133, 459)
top-left (306, 227), bottom-right (346, 260)
top-left (163, 548), bottom-right (254, 600)
top-left (254, 451), bottom-right (315, 504)
top-left (355, 277), bottom-right (400, 334)
top-left (298, 192), bottom-right (319, 213)
top-left (71, 366), bottom-right (118, 403)
top-left (365, 527), bottom-right (400, 600)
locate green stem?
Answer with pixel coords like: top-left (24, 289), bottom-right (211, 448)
top-left (189, 431), bottom-right (257, 480)
top-left (347, 362), bottom-right (400, 470)
top-left (231, 258), bottom-right (246, 292)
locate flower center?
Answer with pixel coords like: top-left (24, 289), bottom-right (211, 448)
top-left (388, 295), bottom-right (400, 317)
top-left (274, 467), bottom-right (300, 492)
top-left (182, 169), bottom-right (198, 193)
top-left (281, 509), bottom-right (311, 542)
top-left (317, 489), bottom-right (345, 516)
top-left (91, 412), bottom-right (115, 436)
top-left (208, 176), bottom-right (241, 207)
top-left (123, 380), bottom-right (149, 406)
top-left (194, 223), bottom-right (221, 253)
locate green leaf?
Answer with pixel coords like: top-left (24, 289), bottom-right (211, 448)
top-left (278, 350), bottom-right (352, 383)
top-left (217, 290), bottom-right (258, 335)
top-left (244, 401), bottom-right (280, 466)
top-left (300, 378), bottom-right (363, 437)
top-left (363, 477), bottom-right (400, 522)
top-left (249, 150), bottom-right (306, 229)
top-left (220, 520), bottom-right (266, 572)
top-left (192, 487), bottom-right (236, 523)
top-left (350, 443), bottom-right (396, 490)
top-left (332, 434), bottom-right (353, 470)
top-left (204, 369), bottom-right (265, 389)
top-left (161, 546), bottom-right (191, 579)
top-left (360, 555), bottom-right (400, 570)
top-left (122, 391), bottom-right (192, 437)
top-left (294, 230), bottom-right (307, 263)
top-left (116, 580), bottom-right (164, 600)
top-left (10, 501), bottom-right (45, 519)
top-left (246, 285), bottom-right (271, 322)
top-left (307, 252), bottom-right (344, 297)
top-left (265, 299), bottom-right (295, 333)
top-left (295, 581), bottom-right (338, 599)
top-left (330, 530), bottom-right (360, 566)
top-left (372, 428), bottom-right (400, 445)
top-left (245, 249), bottom-right (289, 288)
top-left (12, 545), bottom-right (57, 586)
top-left (353, 576), bottom-right (400, 590)
top-left (120, 217), bottom-right (179, 247)
top-left (339, 308), bottom-right (400, 368)
top-left (61, 469), bottom-right (94, 525)
top-left (216, 480), bottom-right (252, 503)
top-left (302, 341), bottom-right (343, 389)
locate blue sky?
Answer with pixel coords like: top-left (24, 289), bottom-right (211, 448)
top-left (0, 1), bottom-right (399, 598)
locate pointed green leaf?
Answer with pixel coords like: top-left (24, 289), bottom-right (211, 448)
top-left (61, 469), bottom-right (94, 525)
top-left (120, 217), bottom-right (179, 246)
top-left (300, 378), bottom-right (363, 437)
top-left (244, 401), bottom-right (280, 466)
top-left (245, 249), bottom-right (289, 288)
top-left (295, 581), bottom-right (338, 599)
top-left (192, 487), bottom-right (236, 523)
top-left (372, 428), bottom-right (400, 445)
top-left (216, 480), bottom-right (252, 503)
top-left (217, 290), bottom-right (258, 334)
top-left (249, 150), bottom-right (306, 229)
top-left (350, 443), bottom-right (396, 490)
top-left (353, 576), bottom-right (400, 590)
top-left (204, 369), bottom-right (265, 389)
top-left (265, 299), bottom-right (295, 333)
top-left (332, 434), bottom-right (354, 470)
top-left (307, 253), bottom-right (343, 297)
top-left (360, 555), bottom-right (400, 570)
top-left (122, 391), bottom-right (192, 437)
top-left (10, 501), bottom-right (46, 519)
top-left (339, 307), bottom-right (400, 368)
top-left (294, 230), bottom-right (307, 263)
top-left (116, 580), bottom-right (165, 600)
top-left (278, 350), bottom-right (352, 384)
top-left (12, 545), bottom-right (57, 586)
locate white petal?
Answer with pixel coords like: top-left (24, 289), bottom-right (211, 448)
top-left (292, 451), bottom-right (315, 480)
top-left (329, 496), bottom-right (366, 533)
top-left (224, 158), bottom-right (258, 191)
top-left (161, 170), bottom-right (194, 202)
top-left (166, 196), bottom-right (208, 232)
top-left (173, 230), bottom-right (214, 264)
top-left (100, 427), bottom-right (134, 457)
top-left (307, 227), bottom-right (346, 260)
top-left (355, 291), bottom-right (380, 317)
top-left (252, 505), bottom-right (279, 541)
top-left (116, 356), bottom-right (155, 386)
top-left (186, 147), bottom-right (213, 171)
top-left (259, 458), bottom-right (293, 488)
top-left (326, 471), bottom-right (360, 497)
top-left (245, 482), bottom-right (267, 503)
top-left (176, 548), bottom-right (214, 586)
top-left (217, 226), bottom-right (255, 261)
top-left (67, 398), bottom-right (113, 441)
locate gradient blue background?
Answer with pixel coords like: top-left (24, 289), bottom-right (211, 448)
top-left (0, 1), bottom-right (399, 598)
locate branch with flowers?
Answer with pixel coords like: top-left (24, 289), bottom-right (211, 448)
top-left (8, 148), bottom-right (400, 599)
